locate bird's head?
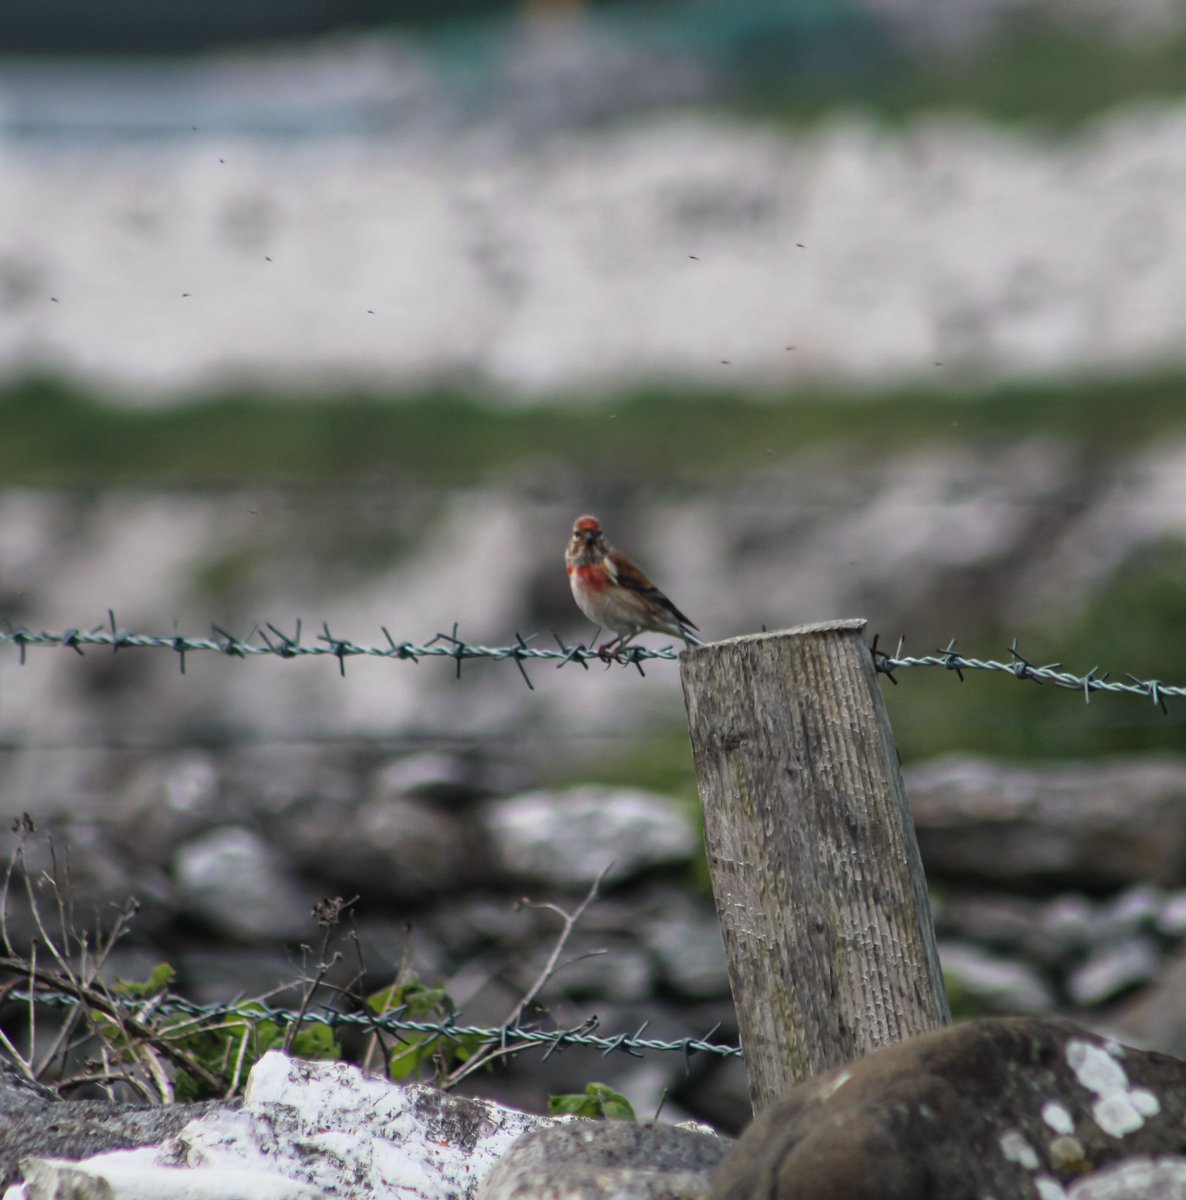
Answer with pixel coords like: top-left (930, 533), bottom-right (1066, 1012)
top-left (569, 515), bottom-right (605, 556)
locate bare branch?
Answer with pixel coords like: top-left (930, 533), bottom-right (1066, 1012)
top-left (283, 896), bottom-right (354, 1054)
top-left (441, 865), bottom-right (610, 1089)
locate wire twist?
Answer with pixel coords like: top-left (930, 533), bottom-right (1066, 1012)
top-left (0, 613), bottom-right (680, 690)
top-left (4, 618), bottom-right (1184, 709)
top-left (22, 990), bottom-right (742, 1063)
top-left (871, 634), bottom-right (1183, 710)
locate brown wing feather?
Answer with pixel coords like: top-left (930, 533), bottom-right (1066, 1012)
top-left (609, 552), bottom-right (700, 631)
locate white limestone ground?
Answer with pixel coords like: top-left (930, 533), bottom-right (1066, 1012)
top-left (2, 1053), bottom-right (552, 1200)
top-left (5, 103), bottom-right (1186, 399)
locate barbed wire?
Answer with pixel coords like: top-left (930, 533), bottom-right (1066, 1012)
top-left (0, 613), bottom-right (681, 691)
top-left (3, 618), bottom-right (1184, 710)
top-left (872, 636), bottom-right (1183, 713)
top-left (22, 989), bottom-right (741, 1065)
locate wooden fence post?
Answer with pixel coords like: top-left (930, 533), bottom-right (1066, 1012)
top-left (680, 619), bottom-right (948, 1113)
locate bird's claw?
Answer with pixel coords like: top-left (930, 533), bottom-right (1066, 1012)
top-left (598, 640), bottom-right (639, 665)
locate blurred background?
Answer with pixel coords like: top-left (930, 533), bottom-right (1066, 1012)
top-left (4, 0), bottom-right (1186, 1130)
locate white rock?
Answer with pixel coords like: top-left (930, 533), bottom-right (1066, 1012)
top-left (1066, 937), bottom-right (1160, 1008)
top-left (171, 826), bottom-right (313, 942)
top-left (483, 785), bottom-right (699, 887)
top-left (17, 1158), bottom-right (324, 1200)
top-left (1067, 1154), bottom-right (1186, 1199)
top-left (11, 1053), bottom-right (552, 1200)
top-left (10, 103), bottom-right (1186, 397)
top-left (937, 941), bottom-right (1055, 1013)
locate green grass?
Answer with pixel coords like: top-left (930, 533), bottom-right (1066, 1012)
top-left (5, 370), bottom-right (1186, 487)
top-left (7, 370), bottom-right (1186, 769)
top-left (8, 369), bottom-right (1186, 766)
top-left (734, 17), bottom-right (1186, 130)
top-left (886, 536), bottom-right (1186, 763)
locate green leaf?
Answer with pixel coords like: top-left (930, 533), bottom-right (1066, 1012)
top-left (173, 1069), bottom-right (202, 1104)
top-left (112, 962), bottom-right (176, 998)
top-left (367, 972), bottom-right (466, 1082)
top-left (548, 1083), bottom-right (636, 1121)
top-left (290, 1021), bottom-right (342, 1061)
top-left (387, 1033), bottom-right (440, 1082)
top-left (368, 974), bottom-right (454, 1019)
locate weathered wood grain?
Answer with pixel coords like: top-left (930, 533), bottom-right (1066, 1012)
top-left (680, 620), bottom-right (948, 1113)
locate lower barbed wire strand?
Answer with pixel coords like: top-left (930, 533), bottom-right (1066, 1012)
top-left (15, 989), bottom-right (742, 1060)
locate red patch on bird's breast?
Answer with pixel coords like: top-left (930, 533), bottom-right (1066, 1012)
top-left (569, 563), bottom-right (610, 591)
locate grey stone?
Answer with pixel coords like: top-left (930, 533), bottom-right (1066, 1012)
top-left (281, 793), bottom-right (481, 900)
top-left (477, 1119), bottom-right (730, 1200)
top-left (713, 1017), bottom-right (1186, 1200)
top-left (1157, 891), bottom-right (1186, 937)
top-left (1040, 895), bottom-right (1100, 956)
top-left (0, 1068), bottom-right (212, 1190)
top-left (535, 937), bottom-right (655, 1002)
top-left (938, 940), bottom-right (1056, 1014)
top-left (0, 819), bottom-right (173, 948)
top-left (111, 753), bottom-right (223, 864)
top-left (172, 946), bottom-right (311, 1007)
top-left (226, 748), bottom-right (359, 824)
top-left (638, 897), bottom-right (728, 1000)
top-left (0, 1060), bottom-right (57, 1118)
top-left (13, 100), bottom-right (1186, 397)
top-left (435, 890), bottom-right (663, 1006)
top-left (1068, 1155), bottom-right (1186, 1199)
top-left (350, 915), bottom-right (450, 984)
top-left (482, 787), bottom-right (699, 889)
top-left (906, 756), bottom-right (1186, 889)
top-left (172, 825), bottom-right (313, 942)
top-left (7, 1052), bottom-right (547, 1200)
top-left (1099, 885), bottom-right (1164, 938)
top-left (1109, 949), bottom-right (1186, 1060)
top-left (1067, 937), bottom-right (1161, 1007)
top-left (429, 893), bottom-right (560, 950)
top-left (933, 893), bottom-right (1064, 967)
top-left (371, 752), bottom-right (490, 805)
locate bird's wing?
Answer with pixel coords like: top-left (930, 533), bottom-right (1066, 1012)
top-left (609, 552), bottom-right (700, 631)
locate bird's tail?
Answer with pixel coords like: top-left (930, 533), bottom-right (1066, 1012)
top-left (680, 627), bottom-right (705, 648)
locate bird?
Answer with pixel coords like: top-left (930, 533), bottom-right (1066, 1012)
top-left (565, 514), bottom-right (704, 654)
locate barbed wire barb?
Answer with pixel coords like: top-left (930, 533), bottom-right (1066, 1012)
top-left (380, 626), bottom-right (419, 663)
top-left (868, 633), bottom-right (898, 685)
top-left (621, 646), bottom-right (648, 677)
top-left (14, 988), bottom-right (742, 1061)
top-left (685, 1021), bottom-right (724, 1074)
top-left (511, 633), bottom-right (535, 691)
top-left (873, 635), bottom-right (1186, 713)
top-left (938, 638), bottom-right (966, 682)
top-left (318, 623), bottom-right (352, 677)
top-left (4, 622), bottom-right (1184, 710)
top-left (1127, 674), bottom-right (1169, 714)
top-left (0, 622), bottom-right (683, 672)
top-left (261, 622), bottom-right (301, 659)
top-left (61, 629), bottom-right (86, 657)
top-left (552, 632), bottom-right (590, 671)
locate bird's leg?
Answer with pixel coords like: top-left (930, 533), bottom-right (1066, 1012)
top-left (597, 634), bottom-right (622, 661)
top-left (608, 633), bottom-right (638, 661)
